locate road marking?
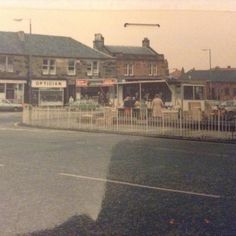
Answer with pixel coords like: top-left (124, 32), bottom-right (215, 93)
top-left (0, 164), bottom-right (4, 167)
top-left (59, 172), bottom-right (221, 199)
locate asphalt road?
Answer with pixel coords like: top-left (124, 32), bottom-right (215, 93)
top-left (0, 112), bottom-right (235, 236)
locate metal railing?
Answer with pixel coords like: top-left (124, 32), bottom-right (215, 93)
top-left (22, 106), bottom-right (236, 141)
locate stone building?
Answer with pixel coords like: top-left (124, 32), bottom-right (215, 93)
top-left (0, 31), bottom-right (116, 106)
top-left (93, 33), bottom-right (170, 104)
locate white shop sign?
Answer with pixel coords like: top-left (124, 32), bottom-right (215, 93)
top-left (0, 80), bottom-right (27, 84)
top-left (31, 80), bottom-right (67, 88)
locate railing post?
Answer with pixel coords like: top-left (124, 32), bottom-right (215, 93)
top-left (217, 109), bottom-right (220, 138)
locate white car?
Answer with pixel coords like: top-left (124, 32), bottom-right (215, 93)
top-left (0, 99), bottom-right (23, 112)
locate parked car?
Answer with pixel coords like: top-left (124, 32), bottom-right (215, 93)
top-left (219, 100), bottom-right (236, 120)
top-left (0, 99), bottom-right (23, 112)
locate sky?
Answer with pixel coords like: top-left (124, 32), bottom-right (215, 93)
top-left (0, 0), bottom-right (236, 71)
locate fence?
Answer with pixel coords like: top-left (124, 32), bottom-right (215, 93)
top-left (22, 106), bottom-right (236, 141)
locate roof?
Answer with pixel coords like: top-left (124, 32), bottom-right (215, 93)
top-left (104, 45), bottom-right (157, 56)
top-left (0, 31), bottom-right (111, 59)
top-left (183, 69), bottom-right (236, 82)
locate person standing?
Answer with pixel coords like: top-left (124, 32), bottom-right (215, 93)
top-left (151, 94), bottom-right (164, 118)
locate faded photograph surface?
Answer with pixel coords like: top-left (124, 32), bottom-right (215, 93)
top-left (0, 1), bottom-right (236, 235)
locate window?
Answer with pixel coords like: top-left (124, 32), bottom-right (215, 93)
top-left (87, 61), bottom-right (99, 76)
top-left (124, 63), bottom-right (134, 76)
top-left (0, 83), bottom-right (5, 93)
top-left (67, 59), bottom-right (76, 75)
top-left (233, 88), bottom-right (236, 96)
top-left (184, 86), bottom-right (193, 100)
top-left (42, 59), bottom-right (56, 75)
top-left (184, 85), bottom-right (204, 100)
top-left (224, 87), bottom-right (230, 96)
top-left (148, 63), bottom-right (157, 76)
top-left (0, 56), bottom-right (14, 72)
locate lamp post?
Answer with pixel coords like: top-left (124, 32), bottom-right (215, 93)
top-left (202, 48), bottom-right (212, 99)
top-left (14, 18), bottom-right (32, 104)
top-left (14, 18), bottom-right (32, 34)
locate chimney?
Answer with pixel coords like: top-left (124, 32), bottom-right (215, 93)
top-left (93, 33), bottom-right (104, 51)
top-left (142, 37), bottom-right (150, 48)
top-left (17, 31), bottom-right (25, 42)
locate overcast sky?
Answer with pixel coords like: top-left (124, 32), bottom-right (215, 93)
top-left (0, 0), bottom-right (236, 71)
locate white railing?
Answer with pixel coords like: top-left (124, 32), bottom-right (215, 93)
top-left (22, 106), bottom-right (236, 141)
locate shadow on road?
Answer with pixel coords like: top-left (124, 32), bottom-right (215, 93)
top-left (23, 139), bottom-right (236, 236)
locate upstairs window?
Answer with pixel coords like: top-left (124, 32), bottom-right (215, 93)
top-left (148, 63), bottom-right (157, 76)
top-left (124, 63), bottom-right (134, 76)
top-left (42, 59), bottom-right (56, 75)
top-left (67, 59), bottom-right (76, 75)
top-left (87, 61), bottom-right (99, 76)
top-left (0, 56), bottom-right (14, 72)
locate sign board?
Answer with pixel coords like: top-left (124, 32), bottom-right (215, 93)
top-left (0, 80), bottom-right (27, 84)
top-left (76, 80), bottom-right (88, 87)
top-left (31, 80), bottom-right (67, 88)
top-left (102, 79), bottom-right (116, 86)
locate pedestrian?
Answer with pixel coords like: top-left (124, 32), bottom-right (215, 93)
top-left (123, 95), bottom-right (133, 115)
top-left (151, 94), bottom-right (164, 118)
top-left (69, 96), bottom-right (74, 105)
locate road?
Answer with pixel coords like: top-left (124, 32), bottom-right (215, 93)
top-left (0, 112), bottom-right (236, 235)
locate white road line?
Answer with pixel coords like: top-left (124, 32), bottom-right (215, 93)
top-left (59, 172), bottom-right (221, 199)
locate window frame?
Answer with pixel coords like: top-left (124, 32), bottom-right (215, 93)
top-left (42, 58), bottom-right (56, 75)
top-left (0, 55), bottom-right (14, 73)
top-left (87, 60), bottom-right (99, 76)
top-left (67, 59), bottom-right (76, 76)
top-left (124, 63), bottom-right (134, 76)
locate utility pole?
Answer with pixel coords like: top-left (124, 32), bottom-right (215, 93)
top-left (14, 18), bottom-right (32, 104)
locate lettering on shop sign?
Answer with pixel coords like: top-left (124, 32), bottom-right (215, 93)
top-left (31, 80), bottom-right (67, 88)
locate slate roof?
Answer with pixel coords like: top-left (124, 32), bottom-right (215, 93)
top-left (104, 45), bottom-right (157, 56)
top-left (0, 31), bottom-right (111, 59)
top-left (183, 69), bottom-right (236, 82)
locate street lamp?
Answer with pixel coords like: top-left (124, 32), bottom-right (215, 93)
top-left (14, 18), bottom-right (32, 104)
top-left (202, 48), bottom-right (212, 99)
top-left (13, 18), bottom-right (32, 34)
top-left (124, 23), bottom-right (160, 28)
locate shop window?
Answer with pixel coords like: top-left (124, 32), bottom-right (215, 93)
top-left (148, 63), bottom-right (157, 76)
top-left (67, 59), bottom-right (76, 75)
top-left (87, 61), bottom-right (99, 76)
top-left (124, 63), bottom-right (134, 76)
top-left (184, 85), bottom-right (204, 100)
top-left (233, 88), bottom-right (236, 96)
top-left (0, 56), bottom-right (14, 72)
top-left (42, 59), bottom-right (56, 75)
top-left (224, 87), bottom-right (230, 96)
top-left (0, 83), bottom-right (4, 93)
top-left (194, 86), bottom-right (204, 100)
top-left (184, 86), bottom-right (193, 100)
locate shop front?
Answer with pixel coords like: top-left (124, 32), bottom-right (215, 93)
top-left (76, 79), bottom-right (117, 106)
top-left (117, 80), bottom-right (172, 107)
top-left (0, 79), bottom-right (26, 104)
top-left (31, 80), bottom-right (67, 106)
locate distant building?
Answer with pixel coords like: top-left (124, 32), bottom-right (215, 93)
top-left (183, 67), bottom-right (236, 100)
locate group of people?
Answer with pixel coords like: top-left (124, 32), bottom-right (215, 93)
top-left (123, 93), bottom-right (164, 118)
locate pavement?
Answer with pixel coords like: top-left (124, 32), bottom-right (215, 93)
top-left (0, 112), bottom-right (236, 236)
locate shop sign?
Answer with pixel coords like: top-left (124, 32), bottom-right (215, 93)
top-left (31, 80), bottom-right (66, 88)
top-left (0, 79), bottom-right (27, 84)
top-left (103, 79), bottom-right (116, 86)
top-left (76, 80), bottom-right (88, 87)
